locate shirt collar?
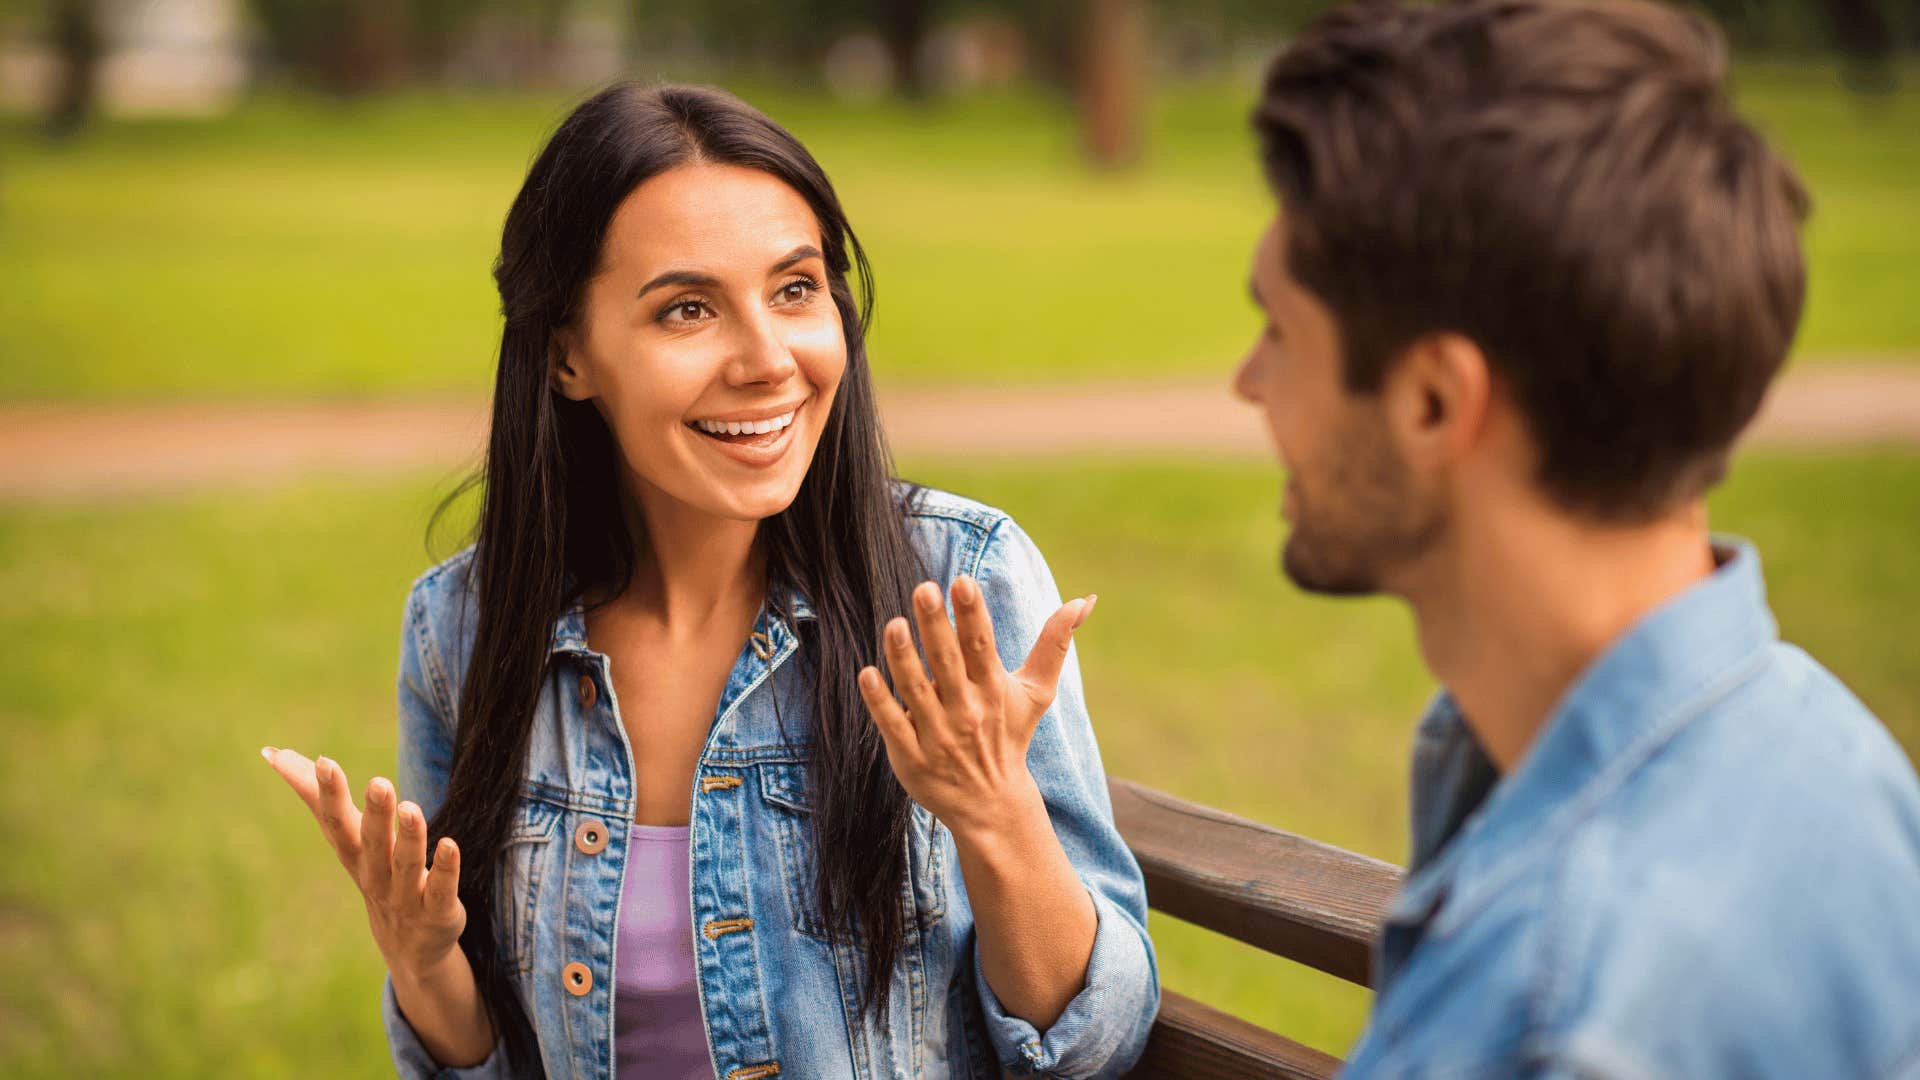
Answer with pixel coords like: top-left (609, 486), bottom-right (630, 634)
top-left (1389, 536), bottom-right (1778, 925)
top-left (547, 582), bottom-right (818, 657)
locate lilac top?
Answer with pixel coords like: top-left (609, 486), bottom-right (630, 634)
top-left (614, 824), bottom-right (710, 1079)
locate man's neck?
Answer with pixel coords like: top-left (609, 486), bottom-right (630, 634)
top-left (1402, 500), bottom-right (1715, 773)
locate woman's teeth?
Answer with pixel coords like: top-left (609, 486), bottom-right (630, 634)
top-left (693, 410), bottom-right (796, 437)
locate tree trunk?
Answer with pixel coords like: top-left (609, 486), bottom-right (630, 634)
top-left (45, 0), bottom-right (102, 138)
top-left (1075, 0), bottom-right (1146, 169)
top-left (882, 0), bottom-right (933, 99)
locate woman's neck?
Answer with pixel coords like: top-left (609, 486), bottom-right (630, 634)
top-left (620, 478), bottom-right (767, 633)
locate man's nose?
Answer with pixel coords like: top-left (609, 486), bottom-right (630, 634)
top-left (1231, 351), bottom-right (1262, 404)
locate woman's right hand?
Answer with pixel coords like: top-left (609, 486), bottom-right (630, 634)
top-left (261, 746), bottom-right (467, 980)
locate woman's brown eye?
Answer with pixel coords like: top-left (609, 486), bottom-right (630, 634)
top-left (785, 284), bottom-right (806, 301)
top-left (679, 303), bottom-right (703, 319)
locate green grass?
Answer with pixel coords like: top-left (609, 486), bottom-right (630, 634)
top-left (2, 62), bottom-right (1916, 400)
top-left (1, 450), bottom-right (1916, 1075)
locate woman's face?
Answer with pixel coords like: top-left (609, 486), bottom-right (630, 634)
top-left (554, 162), bottom-right (847, 524)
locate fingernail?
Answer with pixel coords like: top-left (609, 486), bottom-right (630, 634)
top-left (953, 576), bottom-right (976, 603)
top-left (888, 619), bottom-right (909, 643)
top-left (916, 582), bottom-right (939, 610)
top-left (1073, 595), bottom-right (1098, 629)
top-left (316, 756), bottom-right (334, 781)
top-left (370, 778), bottom-right (390, 805)
top-left (260, 746), bottom-right (276, 762)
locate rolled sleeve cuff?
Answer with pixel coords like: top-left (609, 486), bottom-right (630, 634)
top-left (974, 886), bottom-right (1159, 1078)
top-left (381, 974), bottom-right (512, 1080)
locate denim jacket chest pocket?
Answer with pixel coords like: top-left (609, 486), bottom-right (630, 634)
top-left (755, 759), bottom-right (947, 941)
top-left (496, 795), bottom-right (563, 976)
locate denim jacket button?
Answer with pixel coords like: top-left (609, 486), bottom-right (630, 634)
top-left (576, 675), bottom-right (597, 709)
top-left (574, 818), bottom-right (609, 855)
top-left (561, 961), bottom-right (593, 996)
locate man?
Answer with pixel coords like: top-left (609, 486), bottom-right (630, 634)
top-left (1233, 0), bottom-right (1920, 1075)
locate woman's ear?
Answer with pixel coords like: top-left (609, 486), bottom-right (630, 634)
top-left (549, 328), bottom-right (595, 401)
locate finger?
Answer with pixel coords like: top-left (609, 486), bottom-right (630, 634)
top-left (314, 756), bottom-right (365, 870)
top-left (911, 581), bottom-right (970, 704)
top-left (949, 576), bottom-right (1005, 684)
top-left (424, 836), bottom-right (462, 916)
top-left (389, 800), bottom-right (429, 909)
top-left (360, 777), bottom-right (396, 897)
top-left (262, 746), bottom-right (323, 817)
top-left (881, 616), bottom-right (942, 729)
top-left (858, 665), bottom-right (921, 763)
top-left (1013, 595), bottom-right (1094, 706)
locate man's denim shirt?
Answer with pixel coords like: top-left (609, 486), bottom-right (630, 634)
top-left (379, 487), bottom-right (1159, 1079)
top-left (1343, 541), bottom-right (1920, 1079)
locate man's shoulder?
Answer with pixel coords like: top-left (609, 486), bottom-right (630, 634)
top-left (1530, 647), bottom-right (1920, 1077)
top-left (1626, 639), bottom-right (1920, 850)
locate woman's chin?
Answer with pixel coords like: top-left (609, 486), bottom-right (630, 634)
top-left (702, 482), bottom-right (805, 525)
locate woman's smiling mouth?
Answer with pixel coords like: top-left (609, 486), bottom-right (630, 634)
top-left (685, 399), bottom-right (808, 460)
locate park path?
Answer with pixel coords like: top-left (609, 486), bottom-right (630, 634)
top-left (1, 363), bottom-right (1917, 500)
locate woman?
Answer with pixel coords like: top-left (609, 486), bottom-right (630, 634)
top-left (261, 83), bottom-right (1157, 1079)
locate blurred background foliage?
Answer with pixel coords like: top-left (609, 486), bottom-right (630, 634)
top-left (1, 1), bottom-right (1915, 1075)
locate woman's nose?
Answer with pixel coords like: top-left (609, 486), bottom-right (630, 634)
top-left (725, 314), bottom-right (801, 386)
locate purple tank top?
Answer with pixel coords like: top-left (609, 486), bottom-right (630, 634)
top-left (614, 824), bottom-right (711, 1079)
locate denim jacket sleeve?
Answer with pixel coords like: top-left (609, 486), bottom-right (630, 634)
top-left (967, 516), bottom-right (1161, 1078)
top-left (381, 573), bottom-right (514, 1079)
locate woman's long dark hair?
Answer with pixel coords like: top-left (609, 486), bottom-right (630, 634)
top-left (429, 83), bottom-right (924, 1073)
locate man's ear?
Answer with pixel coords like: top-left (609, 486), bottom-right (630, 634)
top-left (550, 327), bottom-right (595, 401)
top-left (1383, 332), bottom-right (1491, 473)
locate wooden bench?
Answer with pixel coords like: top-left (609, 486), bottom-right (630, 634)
top-left (1109, 778), bottom-right (1404, 1078)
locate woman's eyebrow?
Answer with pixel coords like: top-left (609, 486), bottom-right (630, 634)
top-left (635, 246), bottom-right (822, 298)
top-left (637, 269), bottom-right (720, 298)
top-left (771, 245), bottom-right (823, 274)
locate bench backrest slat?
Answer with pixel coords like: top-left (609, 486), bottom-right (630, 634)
top-left (1108, 777), bottom-right (1403, 987)
top-left (1131, 990), bottom-right (1343, 1079)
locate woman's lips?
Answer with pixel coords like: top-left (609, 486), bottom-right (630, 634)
top-left (687, 410), bottom-right (801, 466)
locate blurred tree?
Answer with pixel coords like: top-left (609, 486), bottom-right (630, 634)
top-left (1819, 0), bottom-right (1899, 89)
top-left (249, 0), bottom-right (410, 93)
top-left (882, 0), bottom-right (933, 96)
top-left (1077, 0), bottom-right (1146, 167)
top-left (247, 0), bottom-right (579, 92)
top-left (43, 0), bottom-right (101, 136)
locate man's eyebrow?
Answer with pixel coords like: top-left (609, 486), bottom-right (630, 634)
top-left (772, 245), bottom-right (823, 273)
top-left (637, 269), bottom-right (721, 298)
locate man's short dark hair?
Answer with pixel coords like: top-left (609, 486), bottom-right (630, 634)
top-left (1255, 0), bottom-right (1810, 520)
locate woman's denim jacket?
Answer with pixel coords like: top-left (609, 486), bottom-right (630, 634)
top-left (380, 486), bottom-right (1160, 1079)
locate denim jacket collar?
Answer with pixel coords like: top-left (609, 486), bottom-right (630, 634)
top-left (1388, 537), bottom-right (1779, 929)
top-left (546, 583), bottom-right (818, 657)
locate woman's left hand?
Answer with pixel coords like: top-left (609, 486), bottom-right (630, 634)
top-left (858, 575), bottom-right (1095, 839)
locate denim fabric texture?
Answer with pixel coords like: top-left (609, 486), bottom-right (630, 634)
top-left (1343, 540), bottom-right (1920, 1079)
top-left (379, 486), bottom-right (1160, 1079)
